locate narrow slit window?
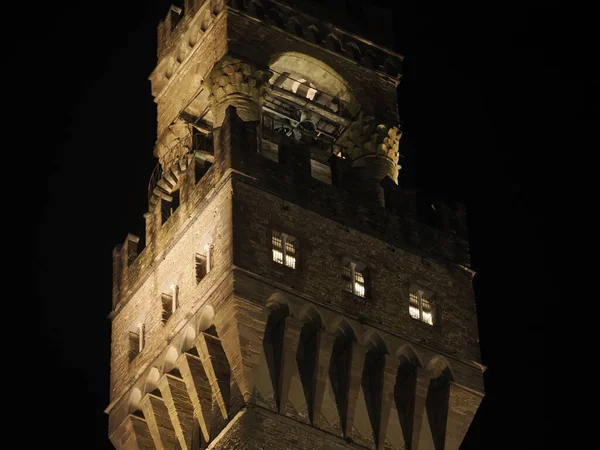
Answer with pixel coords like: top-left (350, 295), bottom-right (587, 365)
top-left (161, 284), bottom-right (177, 324)
top-left (409, 288), bottom-right (435, 326)
top-left (272, 231), bottom-right (298, 269)
top-left (196, 254), bottom-right (207, 283)
top-left (128, 323), bottom-right (144, 362)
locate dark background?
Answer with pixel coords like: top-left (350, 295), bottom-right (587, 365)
top-left (22, 0), bottom-right (572, 447)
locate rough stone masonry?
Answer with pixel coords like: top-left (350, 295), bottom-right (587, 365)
top-left (107, 1), bottom-right (485, 449)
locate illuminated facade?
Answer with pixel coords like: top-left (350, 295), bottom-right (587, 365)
top-left (107, 1), bottom-right (484, 449)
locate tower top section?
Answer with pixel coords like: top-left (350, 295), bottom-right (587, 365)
top-left (153, 0), bottom-right (403, 84)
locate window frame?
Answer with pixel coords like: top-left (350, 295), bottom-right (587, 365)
top-left (271, 230), bottom-right (298, 270)
top-left (128, 322), bottom-right (145, 363)
top-left (409, 286), bottom-right (436, 326)
top-left (342, 260), bottom-right (369, 298)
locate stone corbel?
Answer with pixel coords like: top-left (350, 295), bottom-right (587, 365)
top-left (205, 56), bottom-right (271, 127)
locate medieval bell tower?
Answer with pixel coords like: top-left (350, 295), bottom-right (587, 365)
top-left (106, 1), bottom-right (485, 449)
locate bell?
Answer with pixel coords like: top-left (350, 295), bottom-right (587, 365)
top-left (297, 110), bottom-right (318, 135)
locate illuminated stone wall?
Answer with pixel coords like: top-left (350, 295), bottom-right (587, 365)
top-left (108, 1), bottom-right (484, 449)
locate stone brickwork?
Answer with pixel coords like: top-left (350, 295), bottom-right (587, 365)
top-left (108, 1), bottom-right (484, 449)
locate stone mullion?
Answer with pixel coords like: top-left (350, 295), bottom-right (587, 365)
top-left (410, 367), bottom-right (432, 450)
top-left (177, 352), bottom-right (213, 443)
top-left (443, 382), bottom-right (484, 450)
top-left (140, 394), bottom-right (178, 450)
top-left (344, 342), bottom-right (368, 438)
top-left (277, 316), bottom-right (304, 414)
top-left (376, 354), bottom-right (398, 449)
top-left (311, 330), bottom-right (336, 426)
top-left (195, 332), bottom-right (230, 420)
top-left (158, 374), bottom-right (195, 450)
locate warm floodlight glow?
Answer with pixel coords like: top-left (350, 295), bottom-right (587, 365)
top-left (410, 290), bottom-right (434, 325)
top-left (272, 231), bottom-right (297, 269)
top-left (272, 249), bottom-right (283, 264)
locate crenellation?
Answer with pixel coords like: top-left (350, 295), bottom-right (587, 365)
top-left (109, 1), bottom-right (483, 448)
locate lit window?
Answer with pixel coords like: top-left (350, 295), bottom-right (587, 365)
top-left (129, 323), bottom-right (144, 362)
top-left (272, 231), bottom-right (297, 269)
top-left (409, 288), bottom-right (434, 326)
top-left (342, 261), bottom-right (368, 298)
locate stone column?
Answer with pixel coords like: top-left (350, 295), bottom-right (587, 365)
top-left (205, 56), bottom-right (270, 127)
top-left (338, 113), bottom-right (402, 207)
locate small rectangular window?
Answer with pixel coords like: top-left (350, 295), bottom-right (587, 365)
top-left (128, 323), bottom-right (144, 362)
top-left (162, 293), bottom-right (173, 324)
top-left (196, 254), bottom-right (207, 282)
top-left (342, 261), bottom-right (368, 298)
top-left (409, 288), bottom-right (434, 326)
top-left (272, 231), bottom-right (298, 269)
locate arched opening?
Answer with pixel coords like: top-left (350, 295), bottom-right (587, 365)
top-left (248, 0), bottom-right (265, 20)
top-left (263, 52), bottom-right (360, 183)
top-left (326, 33), bottom-right (342, 53)
top-left (296, 308), bottom-right (323, 422)
top-left (263, 302), bottom-right (290, 406)
top-left (394, 345), bottom-right (422, 450)
top-left (328, 320), bottom-right (356, 431)
top-left (426, 357), bottom-right (455, 450)
top-left (361, 335), bottom-right (388, 440)
top-left (287, 17), bottom-right (304, 37)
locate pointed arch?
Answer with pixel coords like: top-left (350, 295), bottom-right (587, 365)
top-left (266, 7), bottom-right (284, 28)
top-left (328, 317), bottom-right (357, 431)
top-left (265, 292), bottom-right (290, 311)
top-left (329, 316), bottom-right (357, 339)
top-left (163, 346), bottom-right (180, 374)
top-left (263, 299), bottom-right (290, 406)
top-left (128, 388), bottom-right (143, 414)
top-left (426, 356), bottom-right (455, 385)
top-left (144, 367), bottom-right (161, 395)
top-left (396, 344), bottom-right (424, 369)
top-left (394, 346), bottom-right (426, 450)
top-left (345, 41), bottom-right (362, 61)
top-left (296, 306), bottom-right (324, 422)
top-left (181, 326), bottom-right (197, 353)
top-left (306, 25), bottom-right (322, 44)
top-left (325, 33), bottom-right (342, 53)
top-left (361, 332), bottom-right (388, 444)
top-left (287, 17), bottom-right (304, 37)
top-left (426, 356), bottom-right (455, 450)
top-left (362, 330), bottom-right (389, 355)
top-left (198, 305), bottom-right (215, 332)
top-left (247, 0), bottom-right (265, 20)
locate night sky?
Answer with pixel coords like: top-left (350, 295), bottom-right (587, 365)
top-left (26, 0), bottom-right (568, 447)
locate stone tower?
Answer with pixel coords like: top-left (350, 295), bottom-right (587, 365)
top-left (106, 1), bottom-right (485, 449)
